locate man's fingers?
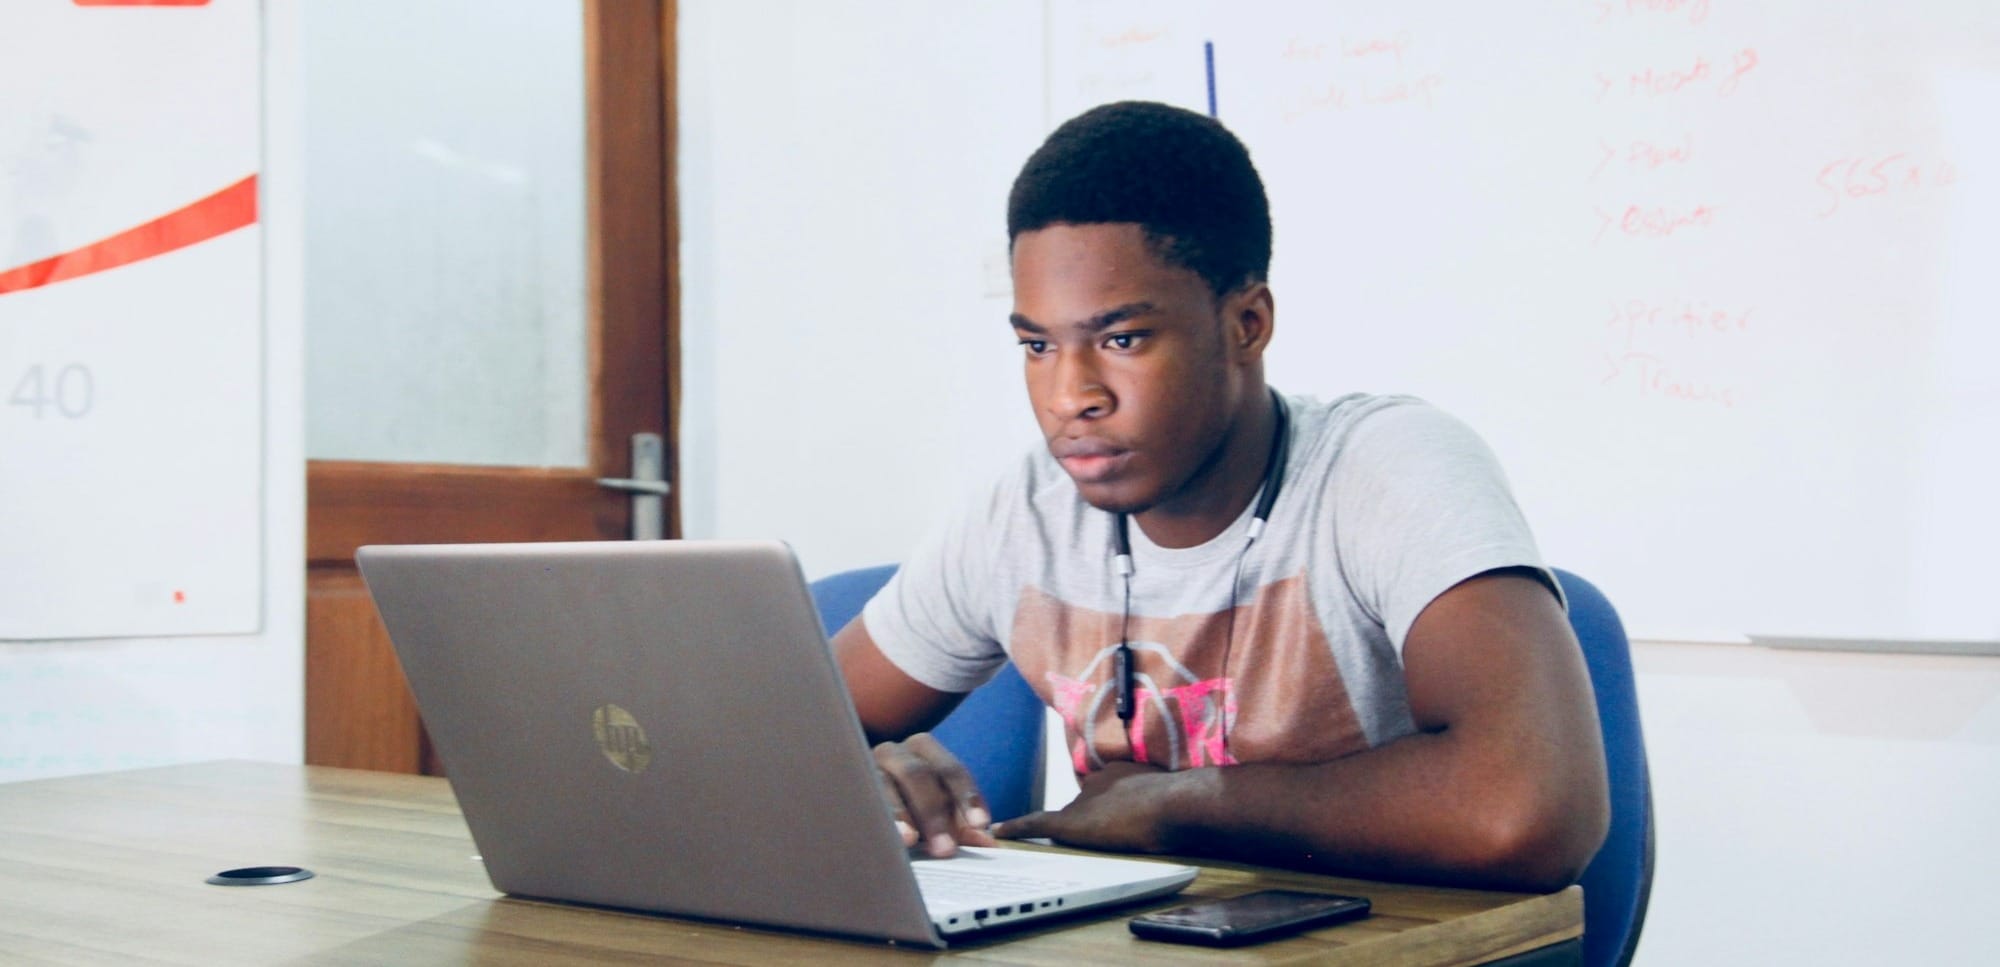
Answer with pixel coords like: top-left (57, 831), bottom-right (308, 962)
top-left (874, 739), bottom-right (962, 857)
top-left (992, 810), bottom-right (1058, 842)
top-left (874, 767), bottom-right (918, 846)
top-left (905, 733), bottom-right (993, 832)
top-left (957, 825), bottom-right (1000, 847)
top-left (873, 734), bottom-right (999, 856)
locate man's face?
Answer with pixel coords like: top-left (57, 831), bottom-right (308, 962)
top-left (1009, 223), bottom-right (1249, 515)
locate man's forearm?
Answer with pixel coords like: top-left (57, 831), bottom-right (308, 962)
top-left (1150, 728), bottom-right (1606, 892)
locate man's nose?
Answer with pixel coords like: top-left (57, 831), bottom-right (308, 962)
top-left (1048, 350), bottom-right (1112, 422)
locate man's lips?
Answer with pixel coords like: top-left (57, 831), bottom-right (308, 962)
top-left (1051, 439), bottom-right (1131, 483)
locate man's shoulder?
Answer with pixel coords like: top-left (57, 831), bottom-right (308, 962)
top-left (1289, 391), bottom-right (1459, 460)
top-left (1286, 391), bottom-right (1514, 515)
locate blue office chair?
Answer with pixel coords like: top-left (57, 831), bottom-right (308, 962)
top-left (809, 565), bottom-right (1046, 823)
top-left (1554, 568), bottom-right (1655, 967)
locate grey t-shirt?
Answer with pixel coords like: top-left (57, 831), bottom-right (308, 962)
top-left (862, 392), bottom-right (1559, 776)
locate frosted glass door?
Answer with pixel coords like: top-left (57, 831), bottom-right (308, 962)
top-left (304, 1), bottom-right (588, 468)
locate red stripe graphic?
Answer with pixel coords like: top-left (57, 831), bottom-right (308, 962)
top-left (0, 174), bottom-right (257, 297)
top-left (73, 1), bottom-right (213, 7)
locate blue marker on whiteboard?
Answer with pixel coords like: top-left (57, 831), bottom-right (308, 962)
top-left (1205, 40), bottom-right (1217, 117)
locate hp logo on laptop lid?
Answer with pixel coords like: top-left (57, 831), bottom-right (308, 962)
top-left (592, 704), bottom-right (653, 774)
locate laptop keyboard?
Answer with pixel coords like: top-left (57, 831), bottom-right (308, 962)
top-left (912, 865), bottom-right (1082, 906)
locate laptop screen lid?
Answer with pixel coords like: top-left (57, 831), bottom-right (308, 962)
top-left (357, 539), bottom-right (944, 946)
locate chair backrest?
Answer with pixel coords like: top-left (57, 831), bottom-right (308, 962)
top-left (808, 565), bottom-right (1046, 823)
top-left (1553, 568), bottom-right (1655, 967)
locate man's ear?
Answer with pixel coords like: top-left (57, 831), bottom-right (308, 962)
top-left (1224, 282), bottom-right (1276, 363)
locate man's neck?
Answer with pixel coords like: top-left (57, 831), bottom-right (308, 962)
top-left (1132, 388), bottom-right (1279, 549)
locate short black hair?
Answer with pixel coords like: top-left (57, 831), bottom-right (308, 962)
top-left (1007, 101), bottom-right (1271, 299)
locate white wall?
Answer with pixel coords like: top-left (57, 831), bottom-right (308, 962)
top-left (676, 3), bottom-right (1997, 964)
top-left (0, 2), bottom-right (304, 782)
top-left (1633, 641), bottom-right (1997, 965)
top-left (676, 0), bottom-right (1046, 579)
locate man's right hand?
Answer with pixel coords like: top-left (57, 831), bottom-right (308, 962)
top-left (832, 617), bottom-right (996, 856)
top-left (871, 732), bottom-right (997, 857)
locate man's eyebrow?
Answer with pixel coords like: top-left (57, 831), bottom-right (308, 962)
top-left (1009, 302), bottom-right (1160, 335)
top-left (1009, 313), bottom-right (1048, 335)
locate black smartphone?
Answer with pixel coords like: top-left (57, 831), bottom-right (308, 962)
top-left (1129, 889), bottom-right (1371, 947)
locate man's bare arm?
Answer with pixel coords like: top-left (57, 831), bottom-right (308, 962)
top-left (995, 569), bottom-right (1610, 892)
top-left (832, 618), bottom-right (997, 856)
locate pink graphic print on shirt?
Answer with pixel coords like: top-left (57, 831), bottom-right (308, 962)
top-left (1010, 573), bottom-right (1369, 776)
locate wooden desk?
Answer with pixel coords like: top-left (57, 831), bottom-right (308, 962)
top-left (0, 762), bottom-right (1580, 964)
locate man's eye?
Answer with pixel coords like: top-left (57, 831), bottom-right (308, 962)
top-left (1019, 339), bottom-right (1049, 355)
top-left (1106, 333), bottom-right (1142, 350)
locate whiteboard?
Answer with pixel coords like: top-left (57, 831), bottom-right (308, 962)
top-left (1048, 0), bottom-right (2000, 642)
top-left (0, 0), bottom-right (263, 641)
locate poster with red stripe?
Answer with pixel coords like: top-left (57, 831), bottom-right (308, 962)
top-left (1, 0), bottom-right (261, 639)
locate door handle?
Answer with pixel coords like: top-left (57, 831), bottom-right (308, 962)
top-left (596, 432), bottom-right (669, 539)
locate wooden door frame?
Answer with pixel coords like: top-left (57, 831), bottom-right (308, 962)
top-left (306, 0), bottom-right (678, 774)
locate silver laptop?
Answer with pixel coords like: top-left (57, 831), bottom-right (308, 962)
top-left (356, 539), bottom-right (1196, 948)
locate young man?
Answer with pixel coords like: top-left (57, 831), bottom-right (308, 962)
top-left (832, 101), bottom-right (1608, 892)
